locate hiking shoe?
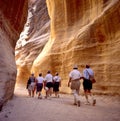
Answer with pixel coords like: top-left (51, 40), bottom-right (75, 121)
top-left (39, 97), bottom-right (42, 99)
top-left (85, 101), bottom-right (90, 105)
top-left (45, 96), bottom-right (47, 99)
top-left (93, 99), bottom-right (96, 106)
top-left (77, 100), bottom-right (80, 107)
top-left (73, 103), bottom-right (77, 105)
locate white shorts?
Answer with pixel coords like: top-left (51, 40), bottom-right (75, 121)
top-left (28, 82), bottom-right (36, 91)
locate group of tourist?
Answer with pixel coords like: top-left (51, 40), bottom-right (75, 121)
top-left (26, 64), bottom-right (96, 107)
top-left (26, 71), bottom-right (61, 99)
top-left (68, 64), bottom-right (96, 107)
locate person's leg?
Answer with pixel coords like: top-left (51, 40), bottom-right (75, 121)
top-left (76, 88), bottom-right (80, 107)
top-left (54, 83), bottom-right (59, 97)
top-left (50, 87), bottom-right (53, 96)
top-left (54, 91), bottom-right (57, 97)
top-left (32, 90), bottom-right (34, 97)
top-left (56, 83), bottom-right (60, 97)
top-left (84, 90), bottom-right (90, 104)
top-left (46, 89), bottom-right (51, 99)
top-left (72, 90), bottom-right (77, 105)
top-left (31, 83), bottom-right (35, 97)
top-left (38, 91), bottom-right (40, 98)
top-left (71, 81), bottom-right (80, 106)
top-left (28, 89), bottom-right (31, 96)
top-left (45, 89), bottom-right (49, 98)
top-left (72, 89), bottom-right (80, 106)
top-left (56, 91), bottom-right (60, 98)
top-left (38, 91), bottom-right (42, 99)
top-left (28, 85), bottom-right (32, 97)
top-left (88, 90), bottom-right (96, 106)
top-left (45, 85), bottom-right (51, 98)
top-left (83, 79), bottom-right (89, 104)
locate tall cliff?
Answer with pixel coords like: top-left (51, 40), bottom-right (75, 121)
top-left (15, 0), bottom-right (50, 85)
top-left (0, 0), bottom-right (27, 110)
top-left (16, 0), bottom-right (120, 95)
top-left (43, 0), bottom-right (120, 94)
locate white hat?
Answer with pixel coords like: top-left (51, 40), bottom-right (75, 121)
top-left (73, 65), bottom-right (78, 69)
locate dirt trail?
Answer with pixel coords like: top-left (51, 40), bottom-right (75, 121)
top-left (0, 86), bottom-right (120, 121)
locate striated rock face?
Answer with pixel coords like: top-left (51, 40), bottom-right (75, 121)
top-left (15, 0), bottom-right (50, 85)
top-left (0, 0), bottom-right (27, 110)
top-left (16, 0), bottom-right (120, 95)
top-left (33, 0), bottom-right (120, 95)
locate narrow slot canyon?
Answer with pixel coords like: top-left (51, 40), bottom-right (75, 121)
top-left (0, 0), bottom-right (120, 121)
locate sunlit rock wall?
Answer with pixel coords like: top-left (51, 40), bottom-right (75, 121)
top-left (16, 0), bottom-right (120, 95)
top-left (32, 0), bottom-right (120, 95)
top-left (15, 0), bottom-right (50, 86)
top-left (0, 0), bottom-right (27, 110)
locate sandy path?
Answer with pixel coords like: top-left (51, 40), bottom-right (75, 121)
top-left (0, 86), bottom-right (120, 121)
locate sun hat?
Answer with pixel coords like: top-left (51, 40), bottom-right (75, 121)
top-left (73, 65), bottom-right (78, 69)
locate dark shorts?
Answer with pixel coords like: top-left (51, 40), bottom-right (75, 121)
top-left (37, 83), bottom-right (43, 92)
top-left (46, 82), bottom-right (53, 89)
top-left (53, 82), bottom-right (60, 92)
top-left (83, 79), bottom-right (92, 90)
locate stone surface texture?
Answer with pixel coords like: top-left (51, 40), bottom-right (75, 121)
top-left (16, 0), bottom-right (120, 95)
top-left (15, 0), bottom-right (50, 85)
top-left (0, 0), bottom-right (28, 110)
top-left (0, 0), bottom-right (120, 111)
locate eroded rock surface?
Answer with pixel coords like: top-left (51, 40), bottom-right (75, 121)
top-left (16, 0), bottom-right (120, 95)
top-left (0, 0), bottom-right (116, 97)
top-left (15, 0), bottom-right (50, 85)
top-left (0, 0), bottom-right (27, 110)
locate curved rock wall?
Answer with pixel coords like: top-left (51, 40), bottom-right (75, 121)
top-left (0, 0), bottom-right (27, 110)
top-left (16, 0), bottom-right (120, 95)
top-left (15, 0), bottom-right (50, 85)
top-left (33, 0), bottom-right (120, 94)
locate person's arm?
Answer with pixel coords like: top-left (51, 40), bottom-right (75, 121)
top-left (59, 77), bottom-right (61, 87)
top-left (53, 76), bottom-right (55, 83)
top-left (68, 77), bottom-right (72, 87)
top-left (79, 72), bottom-right (83, 79)
top-left (26, 78), bottom-right (30, 89)
top-left (83, 70), bottom-right (87, 79)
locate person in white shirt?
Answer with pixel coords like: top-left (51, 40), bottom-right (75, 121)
top-left (68, 65), bottom-right (82, 107)
top-left (53, 72), bottom-right (61, 98)
top-left (83, 65), bottom-right (96, 105)
top-left (44, 70), bottom-right (53, 99)
top-left (36, 73), bottom-right (44, 99)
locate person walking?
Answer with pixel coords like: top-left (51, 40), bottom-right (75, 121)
top-left (36, 73), bottom-right (44, 99)
top-left (44, 70), bottom-right (53, 99)
top-left (83, 65), bottom-right (96, 106)
top-left (53, 72), bottom-right (61, 98)
top-left (68, 65), bottom-right (82, 107)
top-left (26, 73), bottom-right (36, 97)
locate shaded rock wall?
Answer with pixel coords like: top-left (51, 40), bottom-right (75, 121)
top-left (0, 0), bottom-right (27, 110)
top-left (15, 0), bottom-right (50, 85)
top-left (16, 0), bottom-right (120, 95)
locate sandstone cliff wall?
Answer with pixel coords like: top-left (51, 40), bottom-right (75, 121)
top-left (0, 0), bottom-right (27, 110)
top-left (15, 0), bottom-right (50, 85)
top-left (32, 0), bottom-right (120, 94)
top-left (16, 0), bottom-right (120, 95)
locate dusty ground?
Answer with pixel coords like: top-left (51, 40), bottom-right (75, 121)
top-left (0, 86), bottom-right (120, 121)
